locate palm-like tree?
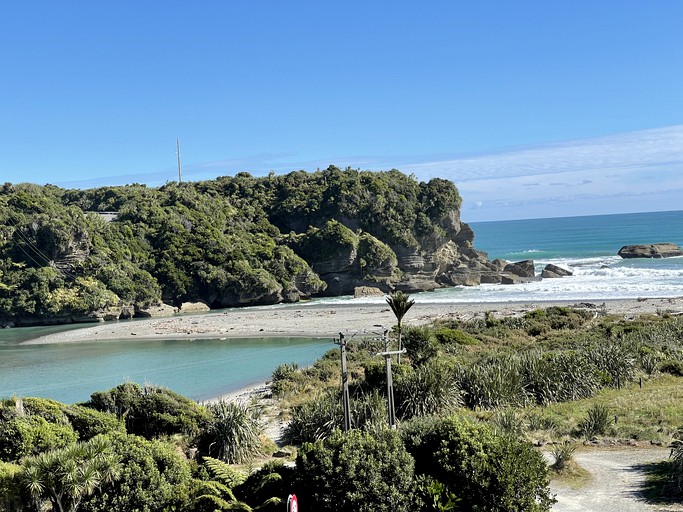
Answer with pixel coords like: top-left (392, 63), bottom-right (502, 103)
top-left (386, 291), bottom-right (415, 364)
top-left (20, 436), bottom-right (121, 512)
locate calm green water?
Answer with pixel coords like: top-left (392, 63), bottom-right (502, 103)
top-left (0, 326), bottom-right (333, 404)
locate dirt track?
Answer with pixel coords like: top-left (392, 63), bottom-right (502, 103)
top-left (551, 447), bottom-right (683, 511)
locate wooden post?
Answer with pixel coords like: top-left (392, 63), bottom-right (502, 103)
top-left (375, 347), bottom-right (406, 429)
top-left (336, 333), bottom-right (351, 432)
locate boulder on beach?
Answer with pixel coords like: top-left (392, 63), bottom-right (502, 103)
top-left (354, 286), bottom-right (383, 298)
top-left (618, 243), bottom-right (683, 259)
top-left (178, 301), bottom-right (211, 314)
top-left (136, 303), bottom-right (178, 318)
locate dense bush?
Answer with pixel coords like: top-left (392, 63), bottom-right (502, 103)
top-left (295, 428), bottom-right (416, 512)
top-left (0, 461), bottom-right (24, 512)
top-left (85, 382), bottom-right (210, 439)
top-left (80, 432), bottom-right (194, 512)
top-left (0, 415), bottom-right (77, 462)
top-left (434, 327), bottom-right (480, 345)
top-left (235, 461), bottom-right (295, 512)
top-left (401, 415), bottom-right (554, 512)
top-left (459, 357), bottom-right (529, 409)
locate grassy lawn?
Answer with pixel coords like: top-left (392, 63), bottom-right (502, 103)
top-left (521, 374), bottom-right (683, 443)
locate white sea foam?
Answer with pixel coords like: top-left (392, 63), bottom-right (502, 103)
top-left (305, 254), bottom-right (683, 306)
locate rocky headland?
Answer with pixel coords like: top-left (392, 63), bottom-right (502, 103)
top-left (0, 168), bottom-right (573, 327)
top-left (618, 242), bottom-right (683, 259)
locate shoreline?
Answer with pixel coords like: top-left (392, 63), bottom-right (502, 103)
top-left (199, 381), bottom-right (271, 405)
top-left (24, 296), bottom-right (683, 345)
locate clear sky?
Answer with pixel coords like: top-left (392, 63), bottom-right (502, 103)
top-left (2, 1), bottom-right (682, 221)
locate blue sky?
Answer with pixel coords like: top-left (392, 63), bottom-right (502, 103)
top-left (1, 1), bottom-right (682, 221)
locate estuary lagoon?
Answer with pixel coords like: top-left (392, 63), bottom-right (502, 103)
top-left (0, 329), bottom-right (333, 404)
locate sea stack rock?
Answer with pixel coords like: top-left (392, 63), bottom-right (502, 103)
top-left (618, 243), bottom-right (683, 259)
top-left (504, 260), bottom-right (536, 278)
top-left (541, 264), bottom-right (573, 278)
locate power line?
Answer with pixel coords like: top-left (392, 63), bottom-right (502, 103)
top-left (5, 211), bottom-right (78, 279)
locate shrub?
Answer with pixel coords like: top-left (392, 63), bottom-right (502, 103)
top-left (271, 362), bottom-right (301, 397)
top-left (401, 415), bottom-right (554, 512)
top-left (523, 307), bottom-right (593, 333)
top-left (0, 461), bottom-right (24, 512)
top-left (295, 428), bottom-right (416, 512)
top-left (491, 408), bottom-right (526, 438)
top-left (585, 341), bottom-right (637, 388)
top-left (434, 327), bottom-right (479, 346)
top-left (284, 389), bottom-right (340, 445)
top-left (659, 359), bottom-right (683, 377)
top-left (403, 326), bottom-right (438, 365)
top-left (0, 415), bottom-right (77, 462)
top-left (65, 405), bottom-right (125, 440)
top-left (85, 382), bottom-right (210, 439)
top-left (526, 411), bottom-right (559, 433)
top-left (80, 432), bottom-right (193, 512)
top-left (235, 460), bottom-right (294, 512)
top-left (521, 351), bottom-right (600, 404)
top-left (459, 358), bottom-right (529, 409)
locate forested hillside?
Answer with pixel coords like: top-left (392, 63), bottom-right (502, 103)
top-left (0, 167), bottom-right (484, 325)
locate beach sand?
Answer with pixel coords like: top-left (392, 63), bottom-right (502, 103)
top-left (26, 296), bottom-right (683, 345)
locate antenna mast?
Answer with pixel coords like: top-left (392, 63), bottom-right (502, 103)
top-left (176, 138), bottom-right (182, 184)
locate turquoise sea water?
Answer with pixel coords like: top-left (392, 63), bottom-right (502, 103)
top-left (2, 210), bottom-right (682, 403)
top-left (312, 210), bottom-right (683, 304)
top-left (472, 210), bottom-right (683, 262)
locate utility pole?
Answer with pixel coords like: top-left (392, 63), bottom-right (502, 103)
top-left (375, 329), bottom-right (405, 429)
top-left (176, 138), bottom-right (182, 184)
top-left (335, 332), bottom-right (352, 432)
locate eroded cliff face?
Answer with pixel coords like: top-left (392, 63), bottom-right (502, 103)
top-left (291, 208), bottom-right (498, 296)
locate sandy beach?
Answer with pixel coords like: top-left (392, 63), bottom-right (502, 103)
top-left (26, 296), bottom-right (683, 345)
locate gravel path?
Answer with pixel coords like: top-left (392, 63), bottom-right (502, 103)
top-left (551, 447), bottom-right (683, 512)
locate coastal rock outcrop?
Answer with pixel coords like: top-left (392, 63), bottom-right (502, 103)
top-left (136, 303), bottom-right (178, 317)
top-left (541, 264), bottom-right (573, 278)
top-left (618, 243), bottom-right (683, 259)
top-left (354, 286), bottom-right (383, 298)
top-left (504, 260), bottom-right (536, 278)
top-left (178, 301), bottom-right (211, 314)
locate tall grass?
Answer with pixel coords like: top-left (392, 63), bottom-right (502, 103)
top-left (579, 404), bottom-right (611, 439)
top-left (205, 401), bottom-right (263, 464)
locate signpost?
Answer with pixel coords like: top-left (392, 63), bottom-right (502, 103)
top-left (287, 494), bottom-right (298, 512)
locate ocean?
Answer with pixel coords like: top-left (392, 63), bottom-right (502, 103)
top-left (312, 210), bottom-right (683, 305)
top-left (2, 210), bottom-right (682, 403)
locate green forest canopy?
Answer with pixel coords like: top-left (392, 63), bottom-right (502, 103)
top-left (0, 167), bottom-right (462, 320)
